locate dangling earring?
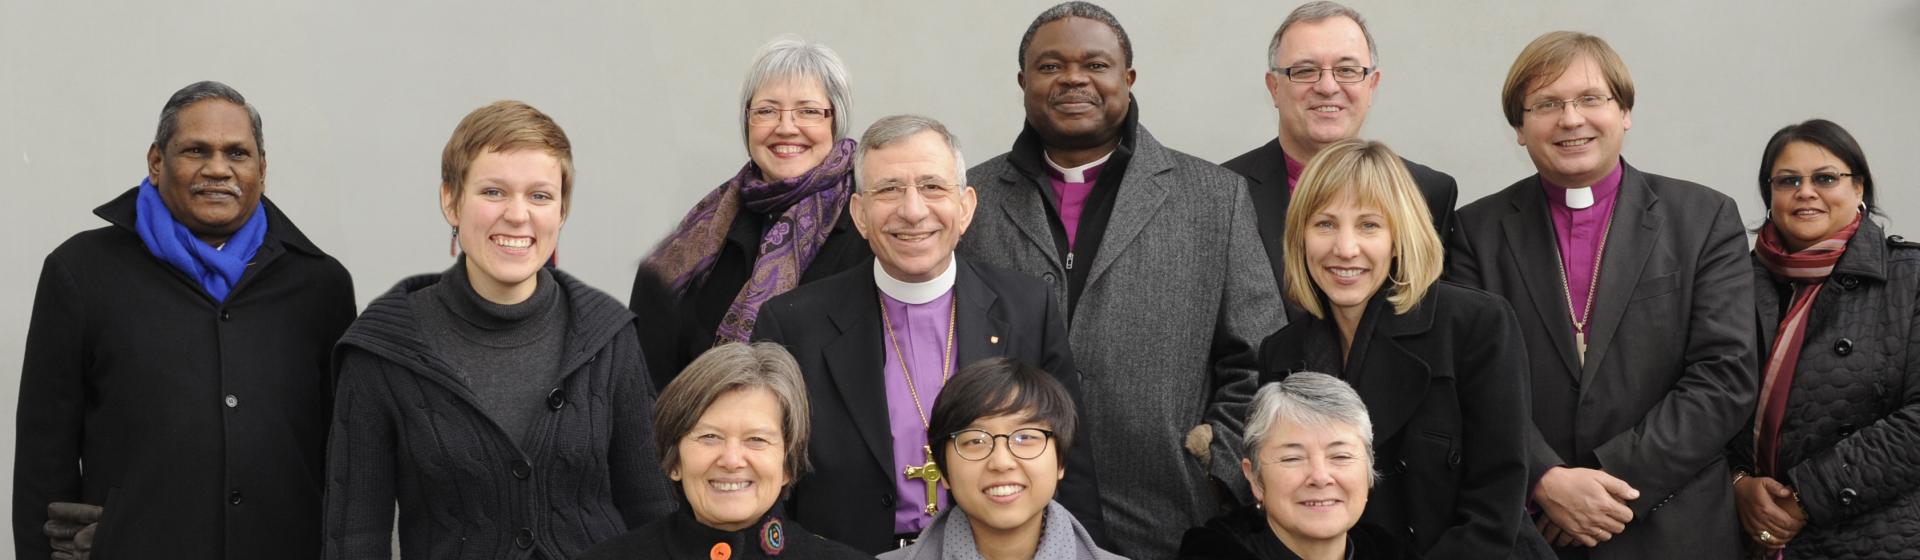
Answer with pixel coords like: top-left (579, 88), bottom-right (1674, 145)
top-left (449, 226), bottom-right (459, 257)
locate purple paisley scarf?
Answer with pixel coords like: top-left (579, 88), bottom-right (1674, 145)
top-left (642, 137), bottom-right (856, 344)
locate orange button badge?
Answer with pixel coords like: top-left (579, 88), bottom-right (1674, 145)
top-left (709, 542), bottom-right (731, 560)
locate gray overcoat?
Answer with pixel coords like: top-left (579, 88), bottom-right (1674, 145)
top-left (958, 122), bottom-right (1282, 559)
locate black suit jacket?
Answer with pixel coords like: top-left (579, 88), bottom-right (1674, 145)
top-left (1447, 161), bottom-right (1757, 559)
top-left (1259, 282), bottom-right (1538, 559)
top-left (1222, 139), bottom-right (1459, 286)
top-left (752, 258), bottom-right (1103, 554)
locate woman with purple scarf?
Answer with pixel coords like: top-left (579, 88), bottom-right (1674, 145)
top-left (633, 35), bottom-right (870, 390)
top-left (1727, 119), bottom-right (1920, 559)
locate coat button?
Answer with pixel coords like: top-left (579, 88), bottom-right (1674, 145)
top-left (220, 310), bottom-right (233, 322)
top-left (1042, 272), bottom-right (1056, 284)
top-left (1447, 450), bottom-right (1462, 468)
top-left (514, 528), bottom-right (534, 549)
top-left (1839, 487), bottom-right (1858, 506)
top-left (1838, 275), bottom-right (1860, 290)
top-left (1840, 423), bottom-right (1856, 437)
top-left (546, 389), bottom-right (566, 410)
top-left (1835, 338), bottom-right (1854, 356)
top-left (586, 355), bottom-right (597, 364)
top-left (224, 395), bottom-right (239, 408)
top-left (880, 493), bottom-right (895, 508)
top-left (229, 490), bottom-right (243, 505)
top-left (511, 459), bottom-right (531, 479)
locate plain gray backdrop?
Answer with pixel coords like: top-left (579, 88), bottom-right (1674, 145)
top-left (3, 0), bottom-right (1917, 553)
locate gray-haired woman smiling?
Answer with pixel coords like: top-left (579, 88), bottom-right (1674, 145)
top-left (1179, 372), bottom-right (1411, 560)
top-left (633, 35), bottom-right (870, 390)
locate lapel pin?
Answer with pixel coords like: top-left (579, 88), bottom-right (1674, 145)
top-left (989, 336), bottom-right (1000, 345)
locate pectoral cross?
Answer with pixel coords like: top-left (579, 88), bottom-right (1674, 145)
top-left (902, 445), bottom-right (942, 515)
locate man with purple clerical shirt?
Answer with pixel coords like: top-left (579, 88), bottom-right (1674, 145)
top-left (754, 114), bottom-right (1103, 555)
top-left (956, 2), bottom-right (1283, 558)
top-left (1446, 31), bottom-right (1757, 558)
top-left (1221, 1), bottom-right (1458, 286)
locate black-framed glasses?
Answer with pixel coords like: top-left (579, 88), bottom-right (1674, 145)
top-left (1523, 95), bottom-right (1615, 115)
top-left (949, 428), bottom-right (1054, 461)
top-left (861, 181), bottom-right (962, 203)
top-left (1275, 65), bottom-right (1374, 84)
top-left (1769, 172), bottom-right (1855, 191)
top-left (746, 106), bottom-right (833, 127)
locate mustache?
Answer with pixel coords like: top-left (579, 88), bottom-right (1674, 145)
top-left (1050, 90), bottom-right (1099, 105)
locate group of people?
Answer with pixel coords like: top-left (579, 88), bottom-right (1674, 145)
top-left (14, 1), bottom-right (1918, 560)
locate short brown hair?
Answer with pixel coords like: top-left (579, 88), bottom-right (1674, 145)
top-left (1499, 31), bottom-right (1634, 128)
top-left (440, 100), bottom-right (575, 215)
top-left (1282, 138), bottom-right (1442, 319)
top-left (654, 342), bottom-right (813, 489)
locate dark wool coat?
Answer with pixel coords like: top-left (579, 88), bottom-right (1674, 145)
top-left (1728, 219), bottom-right (1920, 559)
top-left (14, 188), bottom-right (356, 560)
top-left (323, 269), bottom-right (674, 560)
top-left (1178, 505), bottom-right (1415, 560)
top-left (577, 505), bottom-right (871, 560)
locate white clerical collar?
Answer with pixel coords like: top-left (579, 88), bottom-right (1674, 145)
top-left (1564, 186), bottom-right (1595, 210)
top-left (1044, 151), bottom-right (1113, 183)
top-left (874, 257), bottom-right (958, 305)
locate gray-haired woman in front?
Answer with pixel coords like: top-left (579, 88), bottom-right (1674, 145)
top-left (1179, 373), bottom-right (1413, 560)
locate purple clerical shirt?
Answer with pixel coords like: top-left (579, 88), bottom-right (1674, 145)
top-left (1541, 160), bottom-right (1625, 328)
top-left (880, 289), bottom-right (957, 533)
top-left (1044, 155), bottom-right (1109, 250)
top-left (1283, 151), bottom-right (1306, 193)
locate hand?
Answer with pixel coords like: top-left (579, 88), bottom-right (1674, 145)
top-left (1532, 467), bottom-right (1638, 547)
top-left (1185, 424), bottom-right (1214, 468)
top-left (45, 502), bottom-right (102, 560)
top-left (1734, 475), bottom-right (1806, 551)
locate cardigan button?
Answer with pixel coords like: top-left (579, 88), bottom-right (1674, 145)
top-left (546, 389), bottom-right (566, 410)
top-left (1835, 338), bottom-right (1854, 356)
top-left (1839, 488), bottom-right (1858, 506)
top-left (511, 459), bottom-right (532, 480)
top-left (1042, 272), bottom-right (1057, 284)
top-left (514, 528), bottom-right (534, 549)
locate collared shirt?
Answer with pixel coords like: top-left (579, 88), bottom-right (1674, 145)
top-left (1540, 160), bottom-right (1625, 325)
top-left (875, 259), bottom-right (960, 533)
top-left (1283, 151), bottom-right (1307, 193)
top-left (1044, 152), bottom-right (1113, 250)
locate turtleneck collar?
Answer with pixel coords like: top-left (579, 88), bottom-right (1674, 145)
top-left (874, 256), bottom-right (958, 305)
top-left (1044, 150), bottom-right (1113, 183)
top-left (433, 258), bottom-right (562, 345)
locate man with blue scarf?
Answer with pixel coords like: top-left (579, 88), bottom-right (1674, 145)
top-left (15, 81), bottom-right (356, 560)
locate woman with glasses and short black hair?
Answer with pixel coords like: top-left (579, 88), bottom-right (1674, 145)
top-left (1726, 118), bottom-right (1920, 558)
top-left (632, 35), bottom-right (870, 390)
top-left (881, 358), bottom-right (1122, 560)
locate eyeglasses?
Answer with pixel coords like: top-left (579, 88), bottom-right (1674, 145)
top-left (1275, 65), bottom-right (1374, 84)
top-left (949, 428), bottom-right (1054, 461)
top-left (746, 106), bottom-right (833, 127)
top-left (1769, 172), bottom-right (1855, 191)
top-left (861, 181), bottom-right (962, 203)
top-left (1523, 95), bottom-right (1615, 115)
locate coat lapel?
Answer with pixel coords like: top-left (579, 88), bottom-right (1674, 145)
top-left (1499, 182), bottom-right (1584, 381)
top-left (821, 278), bottom-right (894, 477)
top-left (1354, 297), bottom-right (1434, 442)
top-left (993, 166), bottom-right (1064, 269)
top-left (1084, 127), bottom-right (1174, 289)
top-left (954, 260), bottom-right (1008, 367)
top-left (1577, 164), bottom-right (1660, 385)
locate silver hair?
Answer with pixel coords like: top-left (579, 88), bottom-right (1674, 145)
top-left (1242, 372), bottom-right (1377, 484)
top-left (1018, 1), bottom-right (1133, 69)
top-left (154, 80), bottom-right (265, 153)
top-left (1268, 1), bottom-right (1379, 71)
top-left (852, 114), bottom-right (967, 193)
top-left (739, 35), bottom-right (853, 146)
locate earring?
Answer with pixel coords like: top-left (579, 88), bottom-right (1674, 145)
top-left (449, 227), bottom-right (458, 257)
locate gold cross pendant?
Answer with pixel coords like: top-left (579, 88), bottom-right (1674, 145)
top-left (1576, 331), bottom-right (1587, 365)
top-left (902, 445), bottom-right (943, 515)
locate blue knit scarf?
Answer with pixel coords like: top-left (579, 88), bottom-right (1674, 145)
top-left (134, 178), bottom-right (268, 302)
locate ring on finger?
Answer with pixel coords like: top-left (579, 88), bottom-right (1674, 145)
top-left (1758, 530), bottom-right (1775, 544)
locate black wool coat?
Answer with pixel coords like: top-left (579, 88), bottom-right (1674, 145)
top-left (1728, 219), bottom-right (1920, 559)
top-left (577, 505), bottom-right (871, 560)
top-left (1260, 282), bottom-right (1542, 559)
top-left (14, 187), bottom-right (356, 560)
top-left (324, 269), bottom-right (674, 560)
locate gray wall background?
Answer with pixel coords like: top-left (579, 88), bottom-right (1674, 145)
top-left (2, 0), bottom-right (1916, 552)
